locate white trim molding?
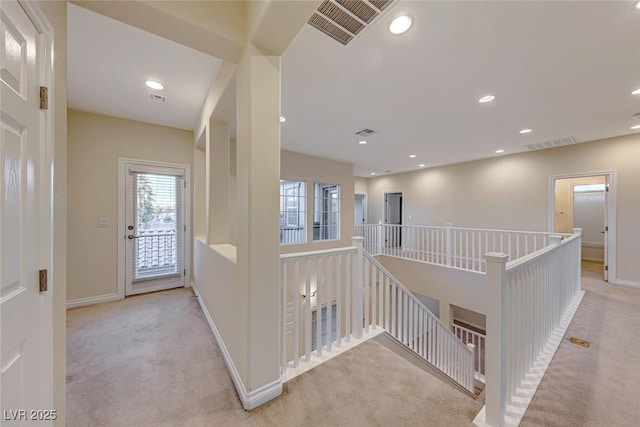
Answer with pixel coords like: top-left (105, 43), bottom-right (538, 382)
top-left (610, 279), bottom-right (640, 289)
top-left (191, 283), bottom-right (283, 410)
top-left (67, 293), bottom-right (121, 309)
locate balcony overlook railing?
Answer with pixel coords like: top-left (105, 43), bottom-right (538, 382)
top-left (135, 229), bottom-right (178, 279)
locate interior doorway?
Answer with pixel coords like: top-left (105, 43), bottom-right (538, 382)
top-left (355, 194), bottom-right (366, 225)
top-left (550, 172), bottom-right (615, 282)
top-left (384, 192), bottom-right (403, 247)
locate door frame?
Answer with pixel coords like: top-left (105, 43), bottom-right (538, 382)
top-left (548, 170), bottom-right (616, 283)
top-left (117, 158), bottom-right (191, 299)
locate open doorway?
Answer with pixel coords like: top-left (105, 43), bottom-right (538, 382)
top-left (355, 194), bottom-right (366, 225)
top-left (550, 172), bottom-right (615, 282)
top-left (384, 192), bottom-right (403, 247)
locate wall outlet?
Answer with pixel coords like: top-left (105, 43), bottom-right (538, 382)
top-left (98, 217), bottom-right (111, 227)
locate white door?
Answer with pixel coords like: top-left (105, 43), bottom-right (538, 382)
top-left (1, 0), bottom-right (53, 422)
top-left (124, 162), bottom-right (186, 296)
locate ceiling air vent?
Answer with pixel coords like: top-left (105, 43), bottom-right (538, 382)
top-left (524, 137), bottom-right (576, 151)
top-left (355, 128), bottom-right (376, 137)
top-left (308, 0), bottom-right (398, 45)
top-left (148, 93), bottom-right (166, 103)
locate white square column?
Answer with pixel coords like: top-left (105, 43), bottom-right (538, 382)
top-left (235, 44), bottom-right (282, 401)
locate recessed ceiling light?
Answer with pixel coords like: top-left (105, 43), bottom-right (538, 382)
top-left (409, 154), bottom-right (416, 158)
top-left (635, 1), bottom-right (640, 10)
top-left (389, 15), bottom-right (412, 35)
top-left (631, 124), bottom-right (640, 130)
top-left (478, 95), bottom-right (495, 103)
top-left (145, 80), bottom-right (164, 90)
top-left (280, 116), bottom-right (286, 123)
top-left (632, 88), bottom-right (640, 95)
top-left (495, 149), bottom-right (505, 154)
top-left (418, 164), bottom-right (426, 168)
top-left (370, 172), bottom-right (376, 176)
top-left (359, 140), bottom-right (368, 145)
top-left (519, 128), bottom-right (533, 134)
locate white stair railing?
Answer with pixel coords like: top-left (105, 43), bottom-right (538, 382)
top-left (280, 237), bottom-right (476, 394)
top-left (355, 223), bottom-right (570, 273)
top-left (362, 249), bottom-right (476, 393)
top-left (452, 323), bottom-right (486, 382)
top-left (280, 244), bottom-right (362, 375)
top-left (482, 229), bottom-right (584, 427)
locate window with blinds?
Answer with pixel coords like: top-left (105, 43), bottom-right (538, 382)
top-left (280, 180), bottom-right (306, 244)
top-left (313, 183), bottom-right (340, 241)
top-left (130, 170), bottom-right (183, 281)
top-left (311, 303), bottom-right (338, 351)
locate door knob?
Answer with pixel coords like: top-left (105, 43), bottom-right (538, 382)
top-left (127, 235), bottom-right (139, 239)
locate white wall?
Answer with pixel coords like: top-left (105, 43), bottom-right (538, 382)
top-left (67, 110), bottom-right (194, 301)
top-left (365, 135), bottom-right (640, 285)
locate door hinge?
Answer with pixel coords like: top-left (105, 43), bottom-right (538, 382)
top-left (39, 86), bottom-right (48, 110)
top-left (39, 269), bottom-right (48, 292)
top-left (184, 269), bottom-right (186, 276)
top-left (184, 225), bottom-right (186, 232)
top-left (605, 226), bottom-right (608, 231)
top-left (605, 265), bottom-right (608, 271)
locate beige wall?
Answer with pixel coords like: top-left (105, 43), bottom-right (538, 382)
top-left (67, 110), bottom-right (194, 301)
top-left (38, 1), bottom-right (67, 423)
top-left (366, 135), bottom-right (640, 284)
top-left (355, 177), bottom-right (368, 195)
top-left (281, 150), bottom-right (355, 254)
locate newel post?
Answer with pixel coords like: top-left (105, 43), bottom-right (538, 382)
top-left (377, 223), bottom-right (384, 255)
top-left (445, 223), bottom-right (453, 266)
top-left (484, 252), bottom-right (509, 427)
top-left (467, 343), bottom-right (476, 390)
top-left (352, 236), bottom-right (364, 339)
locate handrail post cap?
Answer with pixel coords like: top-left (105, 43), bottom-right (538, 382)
top-left (484, 252), bottom-right (509, 263)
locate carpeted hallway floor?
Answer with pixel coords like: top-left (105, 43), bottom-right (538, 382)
top-left (520, 262), bottom-right (640, 426)
top-left (66, 288), bottom-right (480, 426)
top-left (67, 261), bottom-right (640, 426)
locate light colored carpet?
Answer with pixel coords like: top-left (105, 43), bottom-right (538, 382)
top-left (68, 262), bottom-right (638, 426)
top-left (67, 288), bottom-right (480, 427)
top-left (521, 262), bottom-right (640, 426)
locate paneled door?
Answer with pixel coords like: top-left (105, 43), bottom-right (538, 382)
top-left (1, 0), bottom-right (54, 421)
top-left (124, 162), bottom-right (186, 296)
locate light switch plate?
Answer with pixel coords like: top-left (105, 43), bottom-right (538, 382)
top-left (98, 217), bottom-right (111, 227)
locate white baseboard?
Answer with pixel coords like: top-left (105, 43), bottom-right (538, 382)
top-left (191, 283), bottom-right (282, 410)
top-left (67, 293), bottom-right (121, 309)
top-left (610, 279), bottom-right (640, 289)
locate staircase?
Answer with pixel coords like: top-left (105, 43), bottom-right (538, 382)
top-left (279, 238), bottom-right (475, 394)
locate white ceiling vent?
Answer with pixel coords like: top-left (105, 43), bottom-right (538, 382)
top-left (355, 128), bottom-right (376, 137)
top-left (308, 0), bottom-right (397, 45)
top-left (524, 137), bottom-right (576, 151)
top-left (148, 93), bottom-right (166, 103)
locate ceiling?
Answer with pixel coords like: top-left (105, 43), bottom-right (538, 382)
top-left (67, 2), bottom-right (640, 176)
top-left (67, 4), bottom-right (222, 131)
